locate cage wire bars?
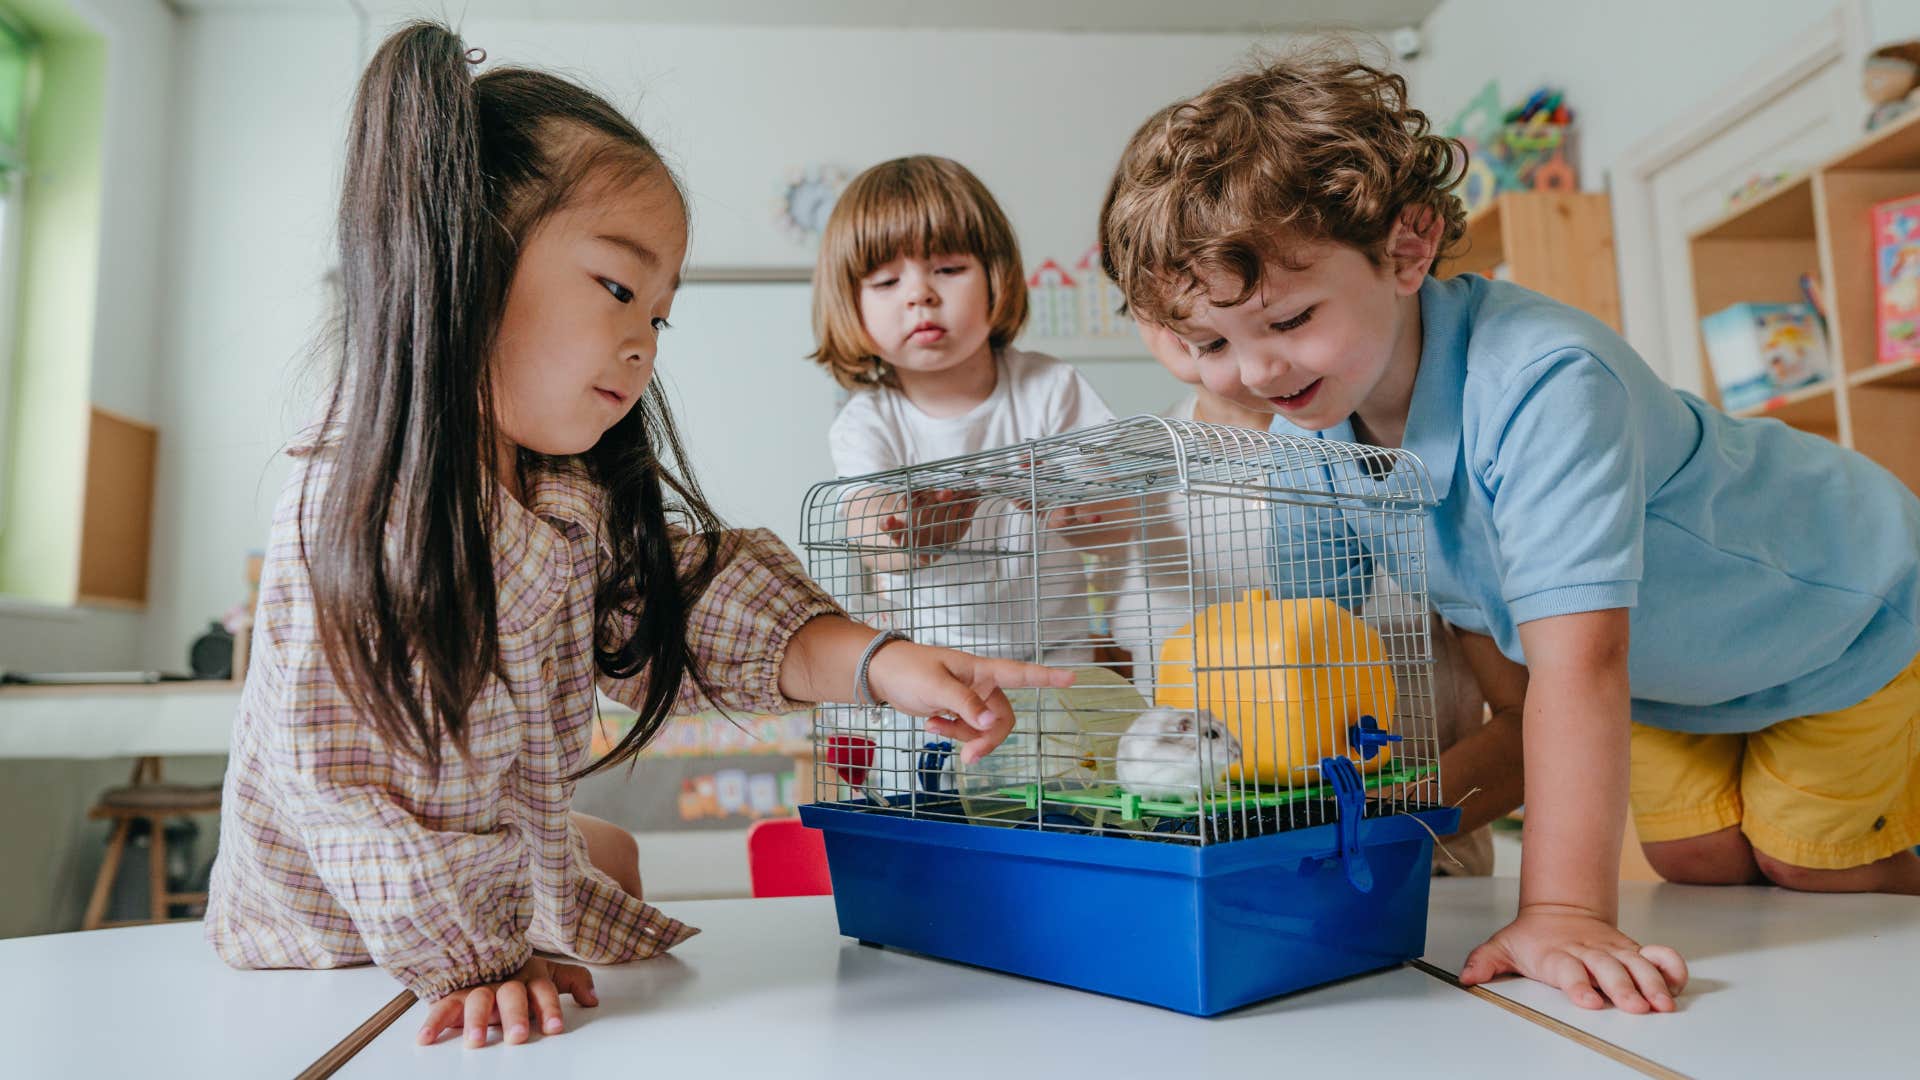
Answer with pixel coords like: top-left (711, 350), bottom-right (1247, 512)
top-left (800, 416), bottom-right (1445, 846)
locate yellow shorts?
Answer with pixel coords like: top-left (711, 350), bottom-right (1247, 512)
top-left (1629, 653), bottom-right (1920, 870)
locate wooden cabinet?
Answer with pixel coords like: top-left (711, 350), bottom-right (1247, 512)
top-left (1440, 191), bottom-right (1623, 332)
top-left (77, 406), bottom-right (156, 607)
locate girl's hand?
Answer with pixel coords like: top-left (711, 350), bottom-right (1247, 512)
top-left (866, 641), bottom-right (1074, 763)
top-left (881, 488), bottom-right (981, 563)
top-left (417, 956), bottom-right (600, 1047)
top-left (1461, 905), bottom-right (1687, 1014)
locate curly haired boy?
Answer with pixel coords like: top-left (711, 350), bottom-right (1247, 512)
top-left (1101, 45), bottom-right (1920, 1014)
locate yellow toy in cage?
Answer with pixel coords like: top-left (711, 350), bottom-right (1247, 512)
top-left (1155, 590), bottom-right (1396, 782)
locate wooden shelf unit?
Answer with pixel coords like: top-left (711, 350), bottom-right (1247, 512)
top-left (77, 407), bottom-right (157, 608)
top-left (1686, 107), bottom-right (1920, 493)
top-left (1440, 191), bottom-right (1623, 332)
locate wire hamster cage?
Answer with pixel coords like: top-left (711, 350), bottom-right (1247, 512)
top-left (797, 416), bottom-right (1459, 1015)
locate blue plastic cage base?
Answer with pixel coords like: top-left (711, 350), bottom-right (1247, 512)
top-left (800, 799), bottom-right (1461, 1016)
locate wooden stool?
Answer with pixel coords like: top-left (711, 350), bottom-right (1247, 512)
top-left (82, 757), bottom-right (223, 931)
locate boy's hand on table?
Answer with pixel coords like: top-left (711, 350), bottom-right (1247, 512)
top-left (417, 956), bottom-right (599, 1047)
top-left (1461, 904), bottom-right (1687, 1014)
top-left (867, 641), bottom-right (1074, 763)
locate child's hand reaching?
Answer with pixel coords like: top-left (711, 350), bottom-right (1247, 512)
top-left (1040, 497), bottom-right (1137, 550)
top-left (417, 956), bottom-right (600, 1047)
top-left (866, 640), bottom-right (1074, 763)
top-left (1461, 904), bottom-right (1688, 1014)
top-left (881, 488), bottom-right (982, 564)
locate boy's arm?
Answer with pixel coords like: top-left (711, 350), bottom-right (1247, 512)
top-left (1459, 608), bottom-right (1688, 1013)
top-left (1437, 628), bottom-right (1527, 834)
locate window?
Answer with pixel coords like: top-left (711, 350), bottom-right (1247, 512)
top-left (0, 12), bottom-right (31, 532)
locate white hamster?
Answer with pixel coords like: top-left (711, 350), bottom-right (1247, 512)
top-left (1115, 707), bottom-right (1243, 801)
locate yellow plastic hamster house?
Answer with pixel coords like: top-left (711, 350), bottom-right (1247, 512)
top-left (1157, 591), bottom-right (1397, 782)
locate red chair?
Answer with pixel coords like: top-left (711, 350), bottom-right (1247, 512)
top-left (746, 818), bottom-right (832, 898)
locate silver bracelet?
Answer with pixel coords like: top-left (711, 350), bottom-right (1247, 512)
top-left (854, 630), bottom-right (910, 707)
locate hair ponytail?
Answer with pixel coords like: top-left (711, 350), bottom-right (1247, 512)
top-left (305, 23), bottom-right (505, 770)
top-left (303, 21), bottom-right (726, 777)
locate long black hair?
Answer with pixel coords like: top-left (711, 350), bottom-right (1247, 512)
top-left (303, 21), bottom-right (723, 777)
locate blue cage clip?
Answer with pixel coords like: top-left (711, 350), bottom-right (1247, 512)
top-left (1347, 715), bottom-right (1402, 761)
top-left (917, 740), bottom-right (956, 794)
top-left (1319, 755), bottom-right (1374, 894)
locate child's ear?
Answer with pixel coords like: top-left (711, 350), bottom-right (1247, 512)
top-left (1384, 206), bottom-right (1443, 294)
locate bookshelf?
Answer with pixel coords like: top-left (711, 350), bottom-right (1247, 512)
top-left (1686, 107), bottom-right (1920, 492)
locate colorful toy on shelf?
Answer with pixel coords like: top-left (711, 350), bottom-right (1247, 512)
top-left (1457, 156), bottom-right (1500, 214)
top-left (1700, 302), bottom-right (1834, 413)
top-left (1446, 82), bottom-right (1580, 208)
top-left (1798, 273), bottom-right (1830, 337)
top-left (1864, 41), bottom-right (1920, 131)
top-left (1155, 591), bottom-right (1397, 782)
top-left (1724, 170), bottom-right (1796, 213)
top-left (1873, 193), bottom-right (1920, 365)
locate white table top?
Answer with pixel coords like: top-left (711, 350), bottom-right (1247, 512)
top-left (20, 882), bottom-right (1904, 1076)
top-left (339, 895), bottom-right (1631, 1078)
top-left (2, 920), bottom-right (407, 1079)
top-left (1424, 876), bottom-right (1920, 1078)
top-left (0, 682), bottom-right (240, 758)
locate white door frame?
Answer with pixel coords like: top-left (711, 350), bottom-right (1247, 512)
top-left (1609, 2), bottom-right (1870, 387)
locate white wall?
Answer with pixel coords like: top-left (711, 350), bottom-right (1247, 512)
top-left (114, 0), bottom-right (1920, 668)
top-left (137, 11), bottom-right (1278, 666)
top-left (0, 600), bottom-right (143, 670)
top-left (140, 11), bottom-right (361, 670)
top-left (1405, 0), bottom-right (1920, 194)
top-left (78, 0), bottom-right (175, 425)
top-left (454, 18), bottom-right (1274, 272)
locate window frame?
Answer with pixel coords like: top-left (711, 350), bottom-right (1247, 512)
top-left (0, 10), bottom-right (34, 536)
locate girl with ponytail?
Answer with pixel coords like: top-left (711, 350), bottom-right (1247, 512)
top-left (205, 21), bottom-right (1068, 1048)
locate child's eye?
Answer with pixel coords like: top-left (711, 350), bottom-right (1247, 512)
top-left (1272, 306), bottom-right (1315, 332)
top-left (936, 264), bottom-right (968, 275)
top-left (867, 277), bottom-right (898, 290)
top-left (651, 317), bottom-right (672, 333)
top-left (600, 278), bottom-right (634, 304)
top-left (1195, 338), bottom-right (1228, 356)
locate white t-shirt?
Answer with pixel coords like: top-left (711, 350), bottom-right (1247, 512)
top-left (828, 348), bottom-right (1114, 661)
top-left (1107, 394), bottom-right (1275, 691)
top-left (829, 347), bottom-right (1112, 473)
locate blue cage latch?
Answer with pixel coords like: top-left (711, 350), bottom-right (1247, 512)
top-left (1347, 715), bottom-right (1402, 761)
top-left (1319, 755), bottom-right (1375, 894)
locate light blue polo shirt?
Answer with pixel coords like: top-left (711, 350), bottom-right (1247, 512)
top-left (1269, 273), bottom-right (1920, 734)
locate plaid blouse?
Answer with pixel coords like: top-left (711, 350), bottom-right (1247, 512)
top-left (205, 454), bottom-right (840, 1000)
